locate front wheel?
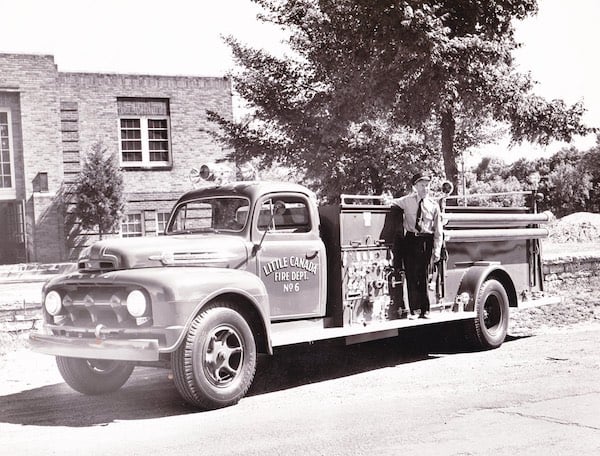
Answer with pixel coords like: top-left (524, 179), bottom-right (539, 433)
top-left (56, 356), bottom-right (134, 395)
top-left (172, 302), bottom-right (257, 410)
top-left (470, 279), bottom-right (510, 350)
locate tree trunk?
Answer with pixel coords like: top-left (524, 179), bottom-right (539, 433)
top-left (441, 109), bottom-right (459, 193)
top-left (369, 163), bottom-right (383, 195)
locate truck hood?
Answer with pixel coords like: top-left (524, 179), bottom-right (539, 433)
top-left (78, 235), bottom-right (249, 271)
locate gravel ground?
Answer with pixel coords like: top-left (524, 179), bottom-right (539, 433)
top-left (509, 280), bottom-right (600, 336)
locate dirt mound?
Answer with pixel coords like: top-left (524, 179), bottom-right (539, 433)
top-left (559, 212), bottom-right (600, 225)
top-left (548, 212), bottom-right (600, 243)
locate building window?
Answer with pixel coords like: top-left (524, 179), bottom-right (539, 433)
top-left (117, 98), bottom-right (171, 168)
top-left (121, 213), bottom-right (143, 237)
top-left (0, 110), bottom-right (16, 198)
top-left (156, 212), bottom-right (170, 235)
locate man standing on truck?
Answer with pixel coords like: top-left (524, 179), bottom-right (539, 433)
top-left (391, 172), bottom-right (443, 318)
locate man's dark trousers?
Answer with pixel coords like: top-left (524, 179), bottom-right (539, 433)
top-left (403, 232), bottom-right (433, 315)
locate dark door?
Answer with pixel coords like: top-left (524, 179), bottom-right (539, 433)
top-left (0, 201), bottom-right (26, 264)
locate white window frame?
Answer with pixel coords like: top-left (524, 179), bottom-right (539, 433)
top-left (120, 213), bottom-right (144, 238)
top-left (0, 108), bottom-right (16, 200)
top-left (156, 211), bottom-right (170, 236)
top-left (118, 116), bottom-right (172, 168)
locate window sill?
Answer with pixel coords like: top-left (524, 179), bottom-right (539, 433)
top-left (0, 189), bottom-right (17, 200)
top-left (121, 165), bottom-right (173, 171)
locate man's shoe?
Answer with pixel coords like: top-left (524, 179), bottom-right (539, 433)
top-left (418, 312), bottom-right (429, 319)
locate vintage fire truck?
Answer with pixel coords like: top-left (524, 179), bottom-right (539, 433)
top-left (30, 176), bottom-right (556, 410)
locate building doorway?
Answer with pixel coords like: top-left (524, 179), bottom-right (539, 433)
top-left (0, 200), bottom-right (26, 264)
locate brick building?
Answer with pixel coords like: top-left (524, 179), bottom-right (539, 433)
top-left (0, 53), bottom-right (232, 264)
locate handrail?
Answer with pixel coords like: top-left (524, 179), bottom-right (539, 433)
top-left (339, 190), bottom-right (540, 209)
top-left (444, 190), bottom-right (534, 200)
top-left (445, 211), bottom-right (552, 226)
top-left (340, 194), bottom-right (386, 207)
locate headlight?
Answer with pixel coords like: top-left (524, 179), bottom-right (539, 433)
top-left (126, 290), bottom-right (147, 317)
top-left (45, 290), bottom-right (63, 316)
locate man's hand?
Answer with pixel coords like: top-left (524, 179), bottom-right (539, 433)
top-left (433, 253), bottom-right (441, 263)
top-left (381, 191), bottom-right (394, 206)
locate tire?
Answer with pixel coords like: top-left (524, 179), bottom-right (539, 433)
top-left (470, 279), bottom-right (510, 350)
top-left (172, 302), bottom-right (257, 410)
top-left (56, 356), bottom-right (134, 395)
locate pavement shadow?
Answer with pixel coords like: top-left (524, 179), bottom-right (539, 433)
top-left (0, 323), bottom-right (489, 426)
top-left (505, 334), bottom-right (534, 342)
top-left (249, 335), bottom-right (432, 397)
top-left (249, 322), bottom-right (482, 396)
top-left (0, 368), bottom-right (197, 427)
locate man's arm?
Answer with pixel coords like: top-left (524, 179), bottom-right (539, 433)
top-left (432, 203), bottom-right (443, 262)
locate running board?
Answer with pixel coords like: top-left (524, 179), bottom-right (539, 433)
top-left (270, 311), bottom-right (476, 347)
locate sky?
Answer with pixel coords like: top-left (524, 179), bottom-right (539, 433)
top-left (1, 0), bottom-right (599, 164)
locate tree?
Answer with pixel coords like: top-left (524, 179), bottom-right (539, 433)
top-left (582, 144), bottom-right (600, 213)
top-left (467, 175), bottom-right (525, 207)
top-left (546, 162), bottom-right (592, 217)
top-left (210, 0), bottom-right (592, 199)
top-left (72, 141), bottom-right (125, 239)
top-left (473, 156), bottom-right (510, 182)
top-left (473, 145), bottom-right (600, 215)
top-left (506, 156), bottom-right (547, 184)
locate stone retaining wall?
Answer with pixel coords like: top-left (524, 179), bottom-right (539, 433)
top-left (543, 257), bottom-right (600, 291)
top-left (0, 302), bottom-right (42, 333)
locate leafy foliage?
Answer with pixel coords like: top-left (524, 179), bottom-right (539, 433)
top-left (72, 142), bottom-right (125, 239)
top-left (210, 0), bottom-right (592, 201)
top-left (582, 143), bottom-right (600, 213)
top-left (470, 143), bottom-right (600, 216)
top-left (545, 163), bottom-right (593, 217)
top-left (463, 175), bottom-right (526, 207)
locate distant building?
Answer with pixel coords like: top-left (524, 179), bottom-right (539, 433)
top-left (0, 53), bottom-right (232, 264)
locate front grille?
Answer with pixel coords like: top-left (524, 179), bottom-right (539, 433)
top-left (50, 286), bottom-right (148, 330)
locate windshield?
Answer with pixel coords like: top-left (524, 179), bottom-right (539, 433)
top-left (166, 196), bottom-right (250, 234)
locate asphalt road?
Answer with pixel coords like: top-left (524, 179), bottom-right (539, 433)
top-left (1, 321), bottom-right (599, 455)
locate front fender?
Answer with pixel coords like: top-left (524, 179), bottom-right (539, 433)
top-left (456, 264), bottom-right (517, 311)
top-left (44, 267), bottom-right (271, 353)
top-left (165, 269), bottom-right (273, 354)
top-left (135, 268), bottom-right (270, 352)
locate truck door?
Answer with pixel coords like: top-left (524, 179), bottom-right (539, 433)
top-left (253, 193), bottom-right (326, 320)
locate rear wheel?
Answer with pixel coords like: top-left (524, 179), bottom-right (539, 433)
top-left (470, 279), bottom-right (509, 350)
top-left (56, 356), bottom-right (134, 395)
top-left (172, 302), bottom-right (257, 410)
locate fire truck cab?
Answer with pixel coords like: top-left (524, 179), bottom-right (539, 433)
top-left (30, 179), bottom-right (556, 410)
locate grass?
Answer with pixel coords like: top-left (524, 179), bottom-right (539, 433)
top-left (0, 331), bottom-right (30, 357)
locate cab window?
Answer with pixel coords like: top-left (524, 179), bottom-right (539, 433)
top-left (257, 196), bottom-right (311, 233)
top-left (167, 196), bottom-right (250, 233)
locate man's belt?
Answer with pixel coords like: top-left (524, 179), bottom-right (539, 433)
top-left (406, 231), bottom-right (433, 238)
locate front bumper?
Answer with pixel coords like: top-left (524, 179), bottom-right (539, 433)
top-left (29, 331), bottom-right (160, 362)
